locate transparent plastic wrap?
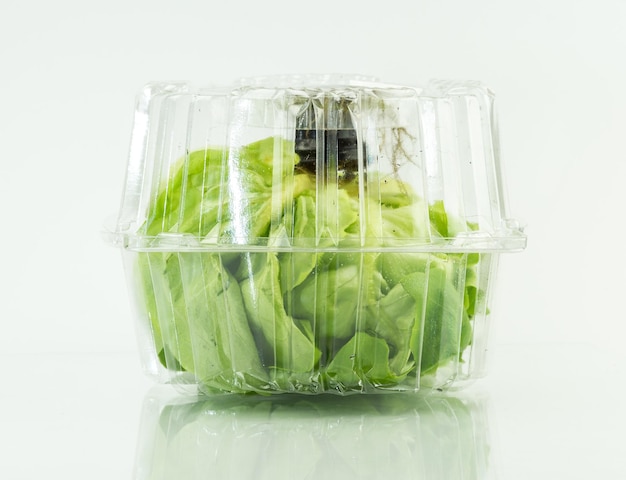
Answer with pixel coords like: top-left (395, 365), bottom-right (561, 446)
top-left (107, 75), bottom-right (526, 395)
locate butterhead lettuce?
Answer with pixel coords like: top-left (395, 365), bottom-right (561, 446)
top-left (136, 137), bottom-right (481, 394)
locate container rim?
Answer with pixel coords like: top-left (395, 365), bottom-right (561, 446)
top-left (103, 229), bottom-right (527, 253)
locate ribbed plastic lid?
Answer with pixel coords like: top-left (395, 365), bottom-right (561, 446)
top-left (108, 75), bottom-right (526, 253)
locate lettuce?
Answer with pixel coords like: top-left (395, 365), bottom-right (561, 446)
top-left (137, 137), bottom-right (480, 394)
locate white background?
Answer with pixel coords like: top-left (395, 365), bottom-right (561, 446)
top-left (1, 0), bottom-right (625, 478)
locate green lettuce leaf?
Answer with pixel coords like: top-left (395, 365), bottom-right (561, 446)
top-left (325, 332), bottom-right (409, 390)
top-left (240, 253), bottom-right (321, 376)
top-left (139, 252), bottom-right (268, 393)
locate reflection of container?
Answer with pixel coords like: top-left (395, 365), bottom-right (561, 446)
top-left (135, 387), bottom-right (495, 480)
top-left (107, 75), bottom-right (526, 394)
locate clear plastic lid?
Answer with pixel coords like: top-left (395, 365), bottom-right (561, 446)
top-left (108, 75), bottom-right (526, 253)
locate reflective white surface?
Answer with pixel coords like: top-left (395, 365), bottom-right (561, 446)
top-left (2, 344), bottom-right (624, 479)
top-left (135, 390), bottom-right (493, 480)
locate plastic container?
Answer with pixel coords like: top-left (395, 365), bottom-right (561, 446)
top-left (107, 75), bottom-right (526, 395)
